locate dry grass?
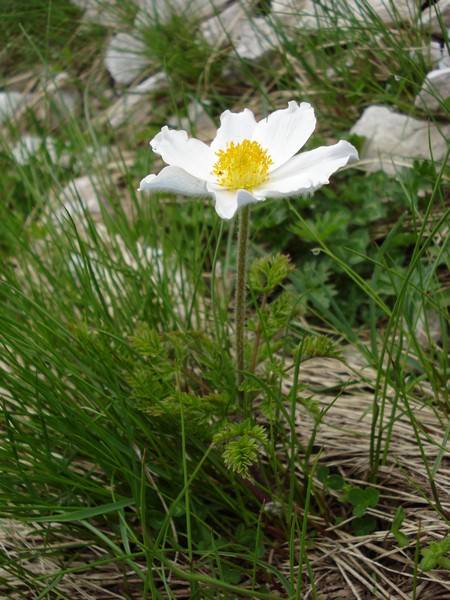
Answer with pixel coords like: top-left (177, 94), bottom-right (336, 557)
top-left (1, 346), bottom-right (448, 598)
top-left (279, 350), bottom-right (450, 599)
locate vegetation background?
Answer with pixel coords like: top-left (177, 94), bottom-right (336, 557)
top-left (0, 0), bottom-right (449, 597)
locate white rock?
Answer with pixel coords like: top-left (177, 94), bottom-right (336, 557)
top-left (53, 175), bottom-right (106, 225)
top-left (271, 0), bottom-right (418, 30)
top-left (102, 72), bottom-right (167, 128)
top-left (438, 50), bottom-right (450, 69)
top-left (350, 105), bottom-right (450, 175)
top-left (414, 67), bottom-right (450, 111)
top-left (168, 100), bottom-right (215, 136)
top-left (70, 0), bottom-right (122, 27)
top-left (200, 3), bottom-right (244, 47)
top-left (421, 0), bottom-right (450, 37)
top-left (11, 135), bottom-right (58, 165)
top-left (361, 0), bottom-right (418, 24)
top-left (410, 40), bottom-right (449, 68)
top-left (51, 89), bottom-right (79, 116)
top-left (0, 92), bottom-right (32, 125)
top-left (104, 33), bottom-right (150, 85)
top-left (134, 0), bottom-right (173, 26)
top-left (135, 0), bottom-right (229, 27)
top-left (235, 17), bottom-right (279, 60)
top-left (426, 40), bottom-right (447, 66)
top-left (200, 1), bottom-right (256, 49)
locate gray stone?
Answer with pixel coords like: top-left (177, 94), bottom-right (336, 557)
top-left (414, 67), bottom-right (450, 111)
top-left (235, 17), bottom-right (278, 60)
top-left (0, 92), bottom-right (32, 125)
top-left (200, 3), bottom-right (245, 48)
top-left (104, 33), bottom-right (150, 85)
top-left (200, 2), bottom-right (275, 60)
top-left (350, 105), bottom-right (450, 175)
top-left (412, 40), bottom-right (447, 67)
top-left (271, 0), bottom-right (418, 31)
top-left (101, 72), bottom-right (167, 128)
top-left (69, 0), bottom-right (122, 27)
top-left (11, 136), bottom-right (58, 165)
top-left (52, 175), bottom-right (105, 226)
top-left (420, 0), bottom-right (450, 37)
top-left (135, 0), bottom-right (229, 27)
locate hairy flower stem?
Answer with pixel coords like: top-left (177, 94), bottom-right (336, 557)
top-left (235, 205), bottom-right (250, 398)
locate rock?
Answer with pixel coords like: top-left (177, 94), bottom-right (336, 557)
top-left (407, 309), bottom-right (444, 349)
top-left (51, 175), bottom-right (106, 226)
top-left (168, 100), bottom-right (216, 138)
top-left (421, 0), bottom-right (450, 37)
top-left (439, 52), bottom-right (450, 69)
top-left (350, 105), bottom-right (450, 175)
top-left (410, 40), bottom-right (449, 68)
top-left (200, 1), bottom-right (261, 53)
top-left (50, 89), bottom-right (79, 116)
top-left (363, 0), bottom-right (419, 24)
top-left (235, 17), bottom-right (279, 61)
top-left (135, 0), bottom-right (229, 27)
top-left (101, 72), bottom-right (167, 128)
top-left (200, 3), bottom-right (244, 48)
top-left (69, 0), bottom-right (122, 27)
top-left (34, 86), bottom-right (79, 126)
top-left (414, 67), bottom-right (450, 111)
top-left (104, 33), bottom-right (150, 85)
top-left (270, 0), bottom-right (418, 31)
top-left (0, 92), bottom-right (32, 125)
top-left (11, 135), bottom-right (58, 165)
top-left (134, 0), bottom-right (175, 27)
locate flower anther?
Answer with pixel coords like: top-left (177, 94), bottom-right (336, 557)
top-left (211, 140), bottom-right (273, 191)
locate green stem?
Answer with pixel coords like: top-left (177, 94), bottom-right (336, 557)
top-left (249, 292), bottom-right (268, 374)
top-left (235, 205), bottom-right (250, 393)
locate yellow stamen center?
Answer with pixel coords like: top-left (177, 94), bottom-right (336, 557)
top-left (211, 139), bottom-right (273, 190)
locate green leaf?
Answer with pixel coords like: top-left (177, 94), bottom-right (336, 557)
top-left (131, 322), bottom-right (162, 357)
top-left (222, 565), bottom-right (242, 584)
top-left (327, 474), bottom-right (345, 490)
top-left (222, 436), bottom-right (259, 477)
top-left (353, 503), bottom-right (369, 518)
top-left (352, 516), bottom-right (377, 536)
top-left (316, 465), bottom-right (330, 483)
top-left (248, 254), bottom-right (295, 294)
top-left (213, 419), bottom-right (268, 445)
top-left (437, 557), bottom-right (450, 570)
top-left (393, 531), bottom-right (410, 548)
top-left (365, 487), bottom-right (380, 507)
top-left (421, 551), bottom-right (438, 572)
top-left (291, 210), bottom-right (350, 243)
top-left (348, 487), bottom-right (366, 506)
top-left (391, 506), bottom-right (405, 531)
top-left (294, 334), bottom-right (342, 361)
top-left (390, 507), bottom-right (409, 547)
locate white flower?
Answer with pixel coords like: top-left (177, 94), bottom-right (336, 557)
top-left (138, 101), bottom-right (359, 220)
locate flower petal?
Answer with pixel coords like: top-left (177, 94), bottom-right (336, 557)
top-left (206, 185), bottom-right (261, 219)
top-left (210, 108), bottom-right (257, 154)
top-left (208, 187), bottom-right (239, 219)
top-left (139, 165), bottom-right (210, 196)
top-left (254, 140), bottom-right (358, 198)
top-left (252, 101), bottom-right (316, 170)
top-left (236, 189), bottom-right (261, 209)
top-left (150, 126), bottom-right (214, 181)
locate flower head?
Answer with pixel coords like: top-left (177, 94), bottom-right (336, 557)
top-left (138, 101), bottom-right (358, 219)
